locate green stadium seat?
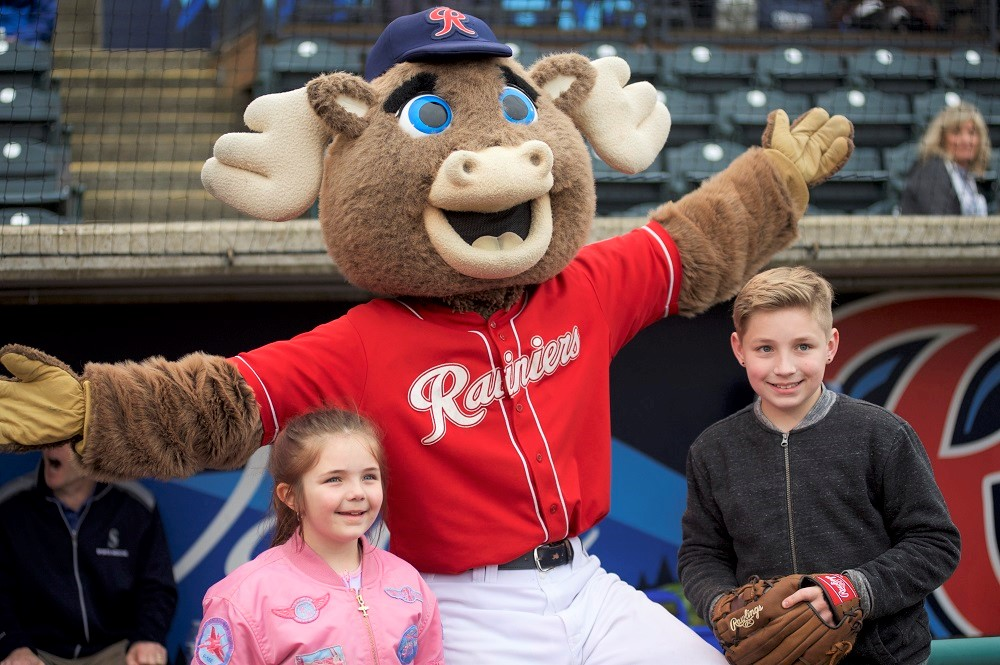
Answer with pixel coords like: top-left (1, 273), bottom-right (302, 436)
top-left (578, 42), bottom-right (659, 83)
top-left (809, 146), bottom-right (889, 212)
top-left (658, 88), bottom-right (716, 146)
top-left (0, 206), bottom-right (76, 225)
top-left (0, 40), bottom-right (53, 89)
top-left (591, 145), bottom-right (670, 216)
top-left (660, 46), bottom-right (755, 94)
top-left (911, 89), bottom-right (1000, 146)
top-left (755, 46), bottom-right (847, 96)
top-left (715, 88), bottom-right (812, 146)
top-left (814, 88), bottom-right (913, 148)
top-left (936, 48), bottom-right (1000, 97)
top-left (255, 37), bottom-right (366, 97)
top-left (0, 84), bottom-right (62, 142)
top-left (846, 47), bottom-right (937, 96)
top-left (664, 139), bottom-right (747, 198)
top-left (882, 140), bottom-right (919, 199)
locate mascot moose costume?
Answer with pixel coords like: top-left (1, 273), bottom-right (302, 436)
top-left (0, 7), bottom-right (854, 664)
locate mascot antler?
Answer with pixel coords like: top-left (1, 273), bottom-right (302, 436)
top-left (201, 87), bottom-right (334, 221)
top-left (534, 56), bottom-right (671, 174)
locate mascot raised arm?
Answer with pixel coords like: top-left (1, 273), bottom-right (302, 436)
top-left (0, 7), bottom-right (853, 664)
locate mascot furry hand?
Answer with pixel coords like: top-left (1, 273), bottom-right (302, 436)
top-left (0, 9), bottom-right (852, 574)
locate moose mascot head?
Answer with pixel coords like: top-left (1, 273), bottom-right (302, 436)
top-left (1, 7), bottom-right (853, 664)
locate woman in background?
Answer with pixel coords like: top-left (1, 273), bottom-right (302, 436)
top-left (901, 102), bottom-right (992, 216)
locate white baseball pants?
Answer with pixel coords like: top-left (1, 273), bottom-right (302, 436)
top-left (421, 537), bottom-right (727, 664)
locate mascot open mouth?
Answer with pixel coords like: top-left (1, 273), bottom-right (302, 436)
top-left (444, 202), bottom-right (532, 249)
top-left (424, 195), bottom-right (553, 280)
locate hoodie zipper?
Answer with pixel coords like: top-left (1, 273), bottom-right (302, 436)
top-left (355, 589), bottom-right (380, 664)
top-left (54, 498), bottom-right (92, 656)
top-left (781, 431), bottom-right (798, 573)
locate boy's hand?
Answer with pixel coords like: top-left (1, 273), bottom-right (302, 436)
top-left (782, 584), bottom-right (833, 624)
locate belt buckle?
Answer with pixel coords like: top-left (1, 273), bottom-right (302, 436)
top-left (533, 540), bottom-right (571, 572)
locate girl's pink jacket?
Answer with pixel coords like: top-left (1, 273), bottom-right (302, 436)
top-left (191, 533), bottom-right (445, 665)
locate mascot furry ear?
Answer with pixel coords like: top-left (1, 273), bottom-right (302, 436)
top-left (0, 2), bottom-right (852, 559)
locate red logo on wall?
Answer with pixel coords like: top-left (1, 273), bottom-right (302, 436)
top-left (831, 292), bottom-right (1000, 636)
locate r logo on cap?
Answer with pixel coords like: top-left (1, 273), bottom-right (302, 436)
top-left (427, 7), bottom-right (477, 39)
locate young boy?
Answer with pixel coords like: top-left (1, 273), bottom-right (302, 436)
top-left (677, 266), bottom-right (961, 664)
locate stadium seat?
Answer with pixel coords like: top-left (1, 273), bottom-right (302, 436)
top-left (846, 47), bottom-right (937, 96)
top-left (0, 206), bottom-right (74, 225)
top-left (755, 46), bottom-right (847, 95)
top-left (0, 175), bottom-right (76, 215)
top-left (664, 139), bottom-right (747, 198)
top-left (911, 88), bottom-right (981, 126)
top-left (657, 88), bottom-right (715, 146)
top-left (0, 39), bottom-right (53, 89)
top-left (936, 48), bottom-right (1000, 97)
top-left (659, 46), bottom-right (755, 94)
top-left (591, 145), bottom-right (670, 216)
top-left (715, 88), bottom-right (812, 146)
top-left (0, 84), bottom-right (62, 142)
top-left (0, 136), bottom-right (68, 179)
top-left (814, 88), bottom-right (913, 148)
top-left (0, 134), bottom-right (78, 217)
top-left (255, 37), bottom-right (366, 97)
top-left (882, 140), bottom-right (919, 199)
top-left (809, 146), bottom-right (889, 212)
top-left (578, 42), bottom-right (659, 83)
top-left (911, 89), bottom-right (1000, 146)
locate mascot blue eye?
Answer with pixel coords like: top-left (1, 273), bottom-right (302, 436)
top-left (500, 87), bottom-right (536, 124)
top-left (399, 95), bottom-right (452, 137)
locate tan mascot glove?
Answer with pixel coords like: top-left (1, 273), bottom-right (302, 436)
top-left (0, 344), bottom-right (91, 454)
top-left (761, 108), bottom-right (855, 187)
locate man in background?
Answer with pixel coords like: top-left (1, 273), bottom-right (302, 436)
top-left (0, 443), bottom-right (176, 665)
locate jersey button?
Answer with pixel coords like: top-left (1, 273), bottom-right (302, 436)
top-left (549, 504), bottom-right (558, 514)
top-left (489, 321), bottom-right (497, 328)
top-left (535, 453), bottom-right (543, 462)
top-left (515, 404), bottom-right (523, 412)
top-left (499, 333), bottom-right (506, 341)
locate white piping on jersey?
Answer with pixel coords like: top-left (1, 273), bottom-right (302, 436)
top-left (234, 355), bottom-right (279, 445)
top-left (469, 327), bottom-right (550, 542)
top-left (395, 299), bottom-right (424, 320)
top-left (640, 225), bottom-right (677, 318)
top-left (509, 301), bottom-right (571, 541)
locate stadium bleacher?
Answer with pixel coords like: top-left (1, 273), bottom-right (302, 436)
top-left (0, 36), bottom-right (77, 224)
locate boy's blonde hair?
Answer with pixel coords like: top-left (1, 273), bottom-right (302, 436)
top-left (732, 266), bottom-right (834, 338)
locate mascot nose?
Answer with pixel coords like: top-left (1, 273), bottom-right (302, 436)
top-left (430, 140), bottom-right (554, 213)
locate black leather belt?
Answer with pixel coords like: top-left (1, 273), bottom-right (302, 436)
top-left (498, 538), bottom-right (574, 572)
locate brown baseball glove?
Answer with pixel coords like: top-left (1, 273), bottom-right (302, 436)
top-left (711, 573), bottom-right (863, 665)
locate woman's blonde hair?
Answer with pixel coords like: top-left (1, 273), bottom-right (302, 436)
top-left (732, 266), bottom-right (834, 338)
top-left (917, 102), bottom-right (992, 175)
top-left (269, 407), bottom-right (386, 547)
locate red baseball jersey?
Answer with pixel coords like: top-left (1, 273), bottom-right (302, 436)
top-left (231, 223), bottom-right (681, 573)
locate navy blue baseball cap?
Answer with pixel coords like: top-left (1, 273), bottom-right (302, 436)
top-left (364, 6), bottom-right (513, 81)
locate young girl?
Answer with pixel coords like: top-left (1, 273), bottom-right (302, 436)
top-left (191, 408), bottom-right (445, 665)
